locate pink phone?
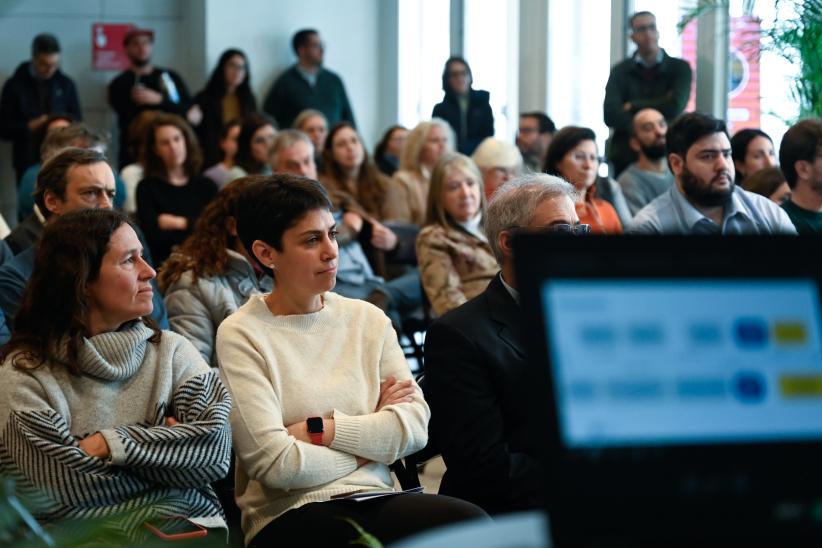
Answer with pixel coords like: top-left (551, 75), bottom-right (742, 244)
top-left (143, 516), bottom-right (208, 541)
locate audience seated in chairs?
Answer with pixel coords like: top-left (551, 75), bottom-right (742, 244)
top-left (271, 129), bottom-right (422, 330)
top-left (374, 124), bottom-right (408, 177)
top-left (9, 123), bottom-right (126, 255)
top-left (425, 173), bottom-right (583, 515)
top-left (135, 113), bottom-right (218, 265)
top-left (731, 128), bottom-right (776, 185)
top-left (215, 175), bottom-right (487, 547)
top-left (544, 126), bottom-right (625, 233)
top-left (319, 121), bottom-right (407, 270)
top-left (0, 147), bottom-right (168, 330)
top-left (202, 118), bottom-right (242, 188)
top-left (159, 177), bottom-right (272, 367)
top-left (416, 152), bottom-right (498, 317)
top-left (294, 108), bottom-right (328, 171)
top-left (741, 166), bottom-right (790, 204)
top-left (629, 112), bottom-right (797, 235)
top-left (471, 137), bottom-right (522, 200)
top-left (388, 119), bottom-right (454, 225)
top-left (227, 113), bottom-right (276, 181)
top-left (0, 208), bottom-right (231, 543)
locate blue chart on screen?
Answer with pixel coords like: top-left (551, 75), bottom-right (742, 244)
top-left (542, 279), bottom-right (822, 448)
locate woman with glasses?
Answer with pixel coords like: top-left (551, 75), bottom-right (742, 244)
top-left (432, 56), bottom-right (493, 156)
top-left (544, 126), bottom-right (623, 234)
top-left (189, 49), bottom-right (258, 169)
top-left (416, 153), bottom-right (499, 317)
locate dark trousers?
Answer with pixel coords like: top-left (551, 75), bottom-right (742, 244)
top-left (249, 493), bottom-right (488, 547)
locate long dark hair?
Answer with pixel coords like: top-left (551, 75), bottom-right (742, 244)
top-left (141, 113), bottom-right (203, 179)
top-left (731, 128), bottom-right (772, 183)
top-left (0, 209), bottom-right (160, 374)
top-left (321, 121), bottom-right (388, 216)
top-left (203, 49), bottom-right (257, 116)
top-left (234, 113), bottom-right (275, 175)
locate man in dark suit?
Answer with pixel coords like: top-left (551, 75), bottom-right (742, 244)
top-left (425, 173), bottom-right (582, 515)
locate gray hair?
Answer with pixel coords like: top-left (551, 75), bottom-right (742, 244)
top-left (41, 123), bottom-right (108, 164)
top-left (485, 173), bottom-right (577, 264)
top-left (270, 129), bottom-right (314, 164)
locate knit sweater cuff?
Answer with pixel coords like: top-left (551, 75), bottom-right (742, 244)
top-left (334, 450), bottom-right (360, 477)
top-left (99, 428), bottom-right (127, 466)
top-left (330, 410), bottom-right (363, 455)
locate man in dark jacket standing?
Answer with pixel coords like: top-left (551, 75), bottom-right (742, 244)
top-left (108, 28), bottom-right (191, 167)
top-left (432, 56), bottom-right (493, 156)
top-left (604, 11), bottom-right (692, 177)
top-left (263, 29), bottom-right (356, 130)
top-left (0, 34), bottom-right (82, 183)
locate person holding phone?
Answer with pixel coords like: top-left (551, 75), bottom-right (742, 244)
top-left (0, 208), bottom-right (232, 542)
top-left (216, 175), bottom-right (486, 547)
top-left (108, 28), bottom-right (191, 168)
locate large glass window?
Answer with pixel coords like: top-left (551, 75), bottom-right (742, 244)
top-left (463, 0), bottom-right (520, 141)
top-left (546, 0), bottom-right (612, 152)
top-left (397, 0), bottom-right (451, 128)
top-left (729, 0), bottom-right (800, 152)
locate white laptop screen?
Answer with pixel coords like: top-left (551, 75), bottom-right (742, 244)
top-left (542, 279), bottom-right (822, 448)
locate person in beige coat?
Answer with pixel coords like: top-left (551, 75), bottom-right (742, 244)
top-left (416, 152), bottom-right (499, 316)
top-left (386, 119), bottom-right (454, 225)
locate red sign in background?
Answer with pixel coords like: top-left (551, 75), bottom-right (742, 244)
top-left (92, 23), bottom-right (137, 71)
top-left (681, 17), bottom-right (762, 133)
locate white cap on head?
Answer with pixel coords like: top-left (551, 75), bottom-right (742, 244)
top-left (472, 137), bottom-right (523, 169)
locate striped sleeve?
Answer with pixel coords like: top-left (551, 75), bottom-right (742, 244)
top-left (101, 371), bottom-right (232, 488)
top-left (1, 408), bottom-right (151, 508)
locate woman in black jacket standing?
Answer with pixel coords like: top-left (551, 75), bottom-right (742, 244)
top-left (190, 49), bottom-right (258, 168)
top-left (432, 56), bottom-right (493, 156)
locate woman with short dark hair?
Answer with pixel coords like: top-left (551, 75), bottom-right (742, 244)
top-left (0, 208), bottom-right (231, 542)
top-left (136, 113), bottom-right (218, 263)
top-left (216, 175), bottom-right (486, 547)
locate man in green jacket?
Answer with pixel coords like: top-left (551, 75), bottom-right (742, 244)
top-left (263, 29), bottom-right (356, 130)
top-left (604, 11), bottom-right (692, 177)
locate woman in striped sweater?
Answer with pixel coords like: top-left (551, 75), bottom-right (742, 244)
top-left (0, 208), bottom-right (232, 542)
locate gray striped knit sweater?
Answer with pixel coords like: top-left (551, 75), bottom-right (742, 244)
top-left (0, 321), bottom-right (232, 537)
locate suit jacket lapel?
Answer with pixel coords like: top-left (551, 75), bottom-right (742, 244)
top-left (486, 275), bottom-right (526, 359)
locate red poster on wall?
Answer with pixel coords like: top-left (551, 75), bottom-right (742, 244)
top-left (92, 23), bottom-right (136, 71)
top-left (681, 17), bottom-right (761, 133)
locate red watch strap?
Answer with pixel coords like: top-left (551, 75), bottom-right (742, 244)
top-left (309, 431), bottom-right (323, 445)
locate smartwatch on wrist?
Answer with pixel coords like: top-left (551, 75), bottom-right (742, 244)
top-left (306, 417), bottom-right (324, 445)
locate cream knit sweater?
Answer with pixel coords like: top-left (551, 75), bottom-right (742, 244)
top-left (216, 292), bottom-right (429, 544)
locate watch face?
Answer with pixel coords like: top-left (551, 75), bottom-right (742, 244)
top-left (307, 417), bottom-right (324, 434)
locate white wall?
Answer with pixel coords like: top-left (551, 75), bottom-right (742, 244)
top-left (202, 0), bottom-right (395, 149)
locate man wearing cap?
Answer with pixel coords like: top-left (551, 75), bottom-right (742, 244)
top-left (108, 28), bottom-right (191, 167)
top-left (472, 137), bottom-right (523, 199)
top-left (0, 33), bottom-right (82, 182)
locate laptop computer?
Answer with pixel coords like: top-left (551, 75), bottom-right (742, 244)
top-left (515, 235), bottom-right (822, 547)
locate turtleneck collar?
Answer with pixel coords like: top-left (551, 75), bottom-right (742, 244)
top-left (64, 321), bottom-right (156, 381)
